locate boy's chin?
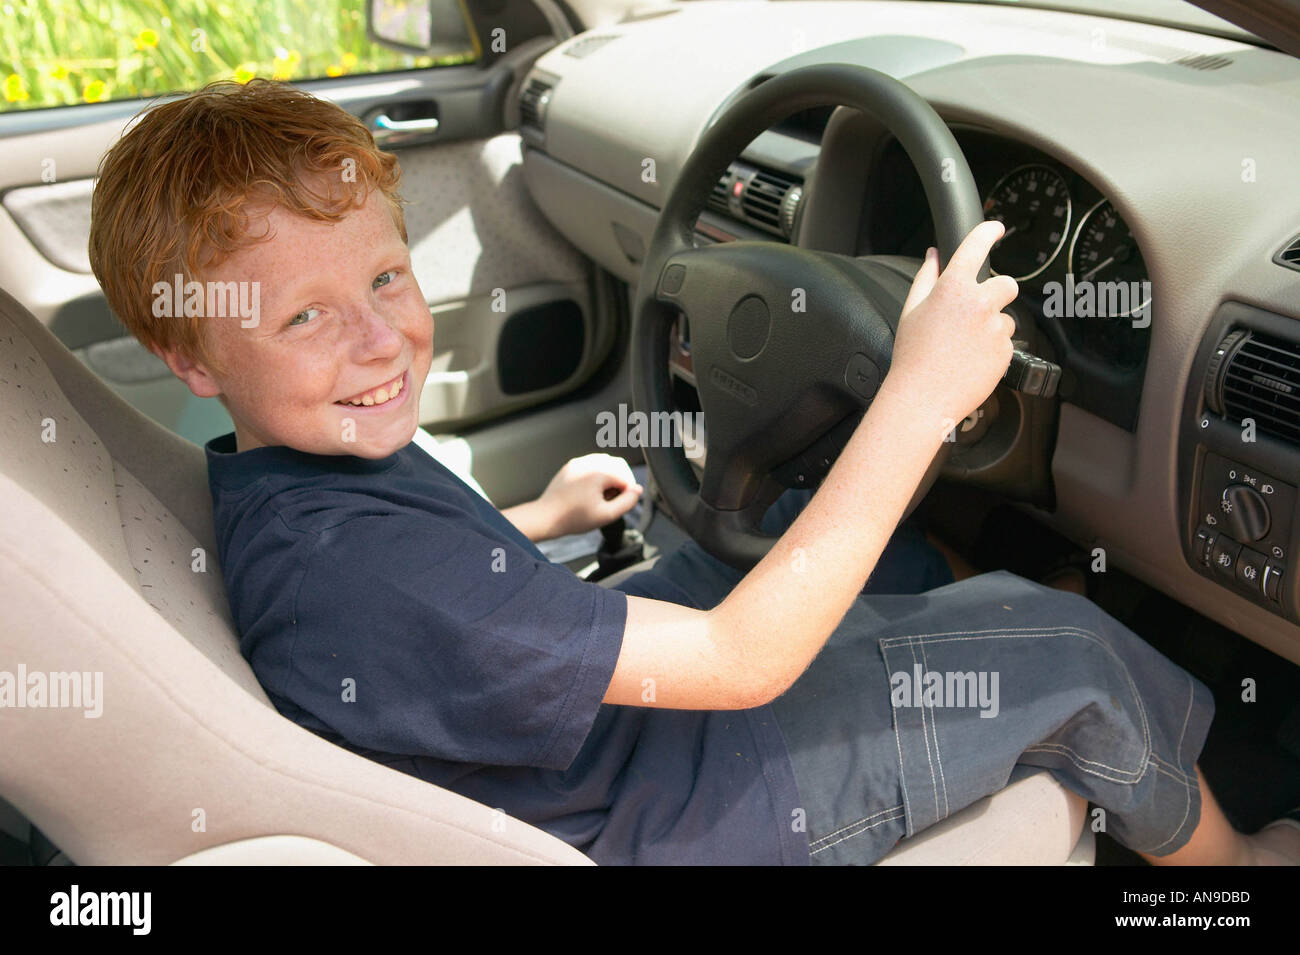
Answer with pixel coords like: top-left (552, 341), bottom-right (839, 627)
top-left (329, 421), bottom-right (418, 458)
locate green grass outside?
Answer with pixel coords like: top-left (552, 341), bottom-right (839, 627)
top-left (1, 0), bottom-right (476, 112)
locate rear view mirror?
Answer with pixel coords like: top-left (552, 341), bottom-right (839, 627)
top-left (367, 0), bottom-right (476, 56)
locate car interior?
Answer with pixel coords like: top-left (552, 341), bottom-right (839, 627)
top-left (3, 0), bottom-right (1300, 866)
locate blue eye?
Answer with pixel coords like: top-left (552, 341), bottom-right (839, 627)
top-left (287, 307), bottom-right (320, 327)
top-left (374, 270), bottom-right (397, 288)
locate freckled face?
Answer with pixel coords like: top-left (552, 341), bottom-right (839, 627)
top-left (200, 189), bottom-right (433, 458)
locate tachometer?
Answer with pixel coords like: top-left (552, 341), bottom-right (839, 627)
top-left (1067, 199), bottom-right (1150, 319)
top-left (982, 164), bottom-right (1072, 281)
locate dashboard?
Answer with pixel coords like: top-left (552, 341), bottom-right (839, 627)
top-left (517, 0), bottom-right (1300, 665)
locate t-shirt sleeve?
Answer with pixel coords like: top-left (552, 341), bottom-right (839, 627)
top-left (281, 511), bottom-right (627, 771)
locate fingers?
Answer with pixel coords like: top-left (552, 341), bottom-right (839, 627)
top-left (597, 483), bottom-right (643, 521)
top-left (981, 273), bottom-right (1019, 311)
top-left (602, 477), bottom-right (644, 501)
top-left (942, 219), bottom-right (1007, 285)
top-left (901, 246), bottom-right (940, 316)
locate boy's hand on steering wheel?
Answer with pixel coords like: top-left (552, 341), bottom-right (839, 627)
top-left (884, 220), bottom-right (1020, 433)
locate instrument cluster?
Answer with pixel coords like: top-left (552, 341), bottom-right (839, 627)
top-left (862, 127), bottom-right (1153, 429)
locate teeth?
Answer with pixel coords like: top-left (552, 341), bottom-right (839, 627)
top-left (340, 374), bottom-right (403, 407)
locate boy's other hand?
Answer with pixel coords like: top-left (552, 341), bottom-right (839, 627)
top-left (882, 220), bottom-right (1019, 431)
top-left (509, 453), bottom-right (643, 541)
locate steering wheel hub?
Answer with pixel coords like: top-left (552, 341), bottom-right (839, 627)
top-left (727, 295), bottom-right (770, 360)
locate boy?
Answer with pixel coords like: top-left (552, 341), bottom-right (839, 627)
top-left (88, 79), bottom-right (1298, 865)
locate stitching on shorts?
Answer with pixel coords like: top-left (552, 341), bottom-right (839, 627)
top-left (1163, 670), bottom-right (1197, 788)
top-left (919, 636), bottom-right (950, 820)
top-left (1136, 759), bottom-right (1195, 854)
top-left (1021, 742), bottom-right (1147, 783)
top-left (1146, 758), bottom-right (1194, 792)
top-left (879, 623), bottom-right (1105, 642)
top-left (881, 627), bottom-right (1152, 780)
top-left (889, 686), bottom-right (914, 836)
top-left (907, 637), bottom-right (943, 825)
top-left (1136, 674), bottom-right (1200, 855)
top-left (809, 804), bottom-right (906, 847)
top-left (1150, 753), bottom-right (1194, 787)
top-left (809, 807), bottom-right (906, 855)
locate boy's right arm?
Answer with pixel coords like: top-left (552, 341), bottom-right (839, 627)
top-left (604, 220), bottom-right (1019, 710)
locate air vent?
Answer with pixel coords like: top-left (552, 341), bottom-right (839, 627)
top-left (1207, 329), bottom-right (1300, 446)
top-left (742, 171), bottom-right (793, 232)
top-left (1275, 233), bottom-right (1300, 272)
top-left (1172, 53), bottom-right (1233, 71)
top-left (563, 34), bottom-right (619, 58)
top-left (701, 163), bottom-right (802, 239)
top-left (708, 166), bottom-right (733, 215)
top-left (519, 77), bottom-right (554, 134)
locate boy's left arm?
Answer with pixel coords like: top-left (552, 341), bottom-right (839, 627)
top-left (503, 453), bottom-right (643, 542)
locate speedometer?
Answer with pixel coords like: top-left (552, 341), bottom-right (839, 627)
top-left (1067, 199), bottom-right (1150, 319)
top-left (982, 164), bottom-right (1072, 281)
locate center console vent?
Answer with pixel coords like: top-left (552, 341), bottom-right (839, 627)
top-left (743, 170), bottom-right (794, 232)
top-left (704, 162), bottom-right (802, 240)
top-left (518, 76), bottom-right (555, 138)
top-left (1205, 328), bottom-right (1300, 445)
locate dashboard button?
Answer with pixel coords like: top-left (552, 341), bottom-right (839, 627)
top-left (845, 353), bottom-right (880, 400)
top-left (1210, 538), bottom-right (1242, 578)
top-left (1236, 547), bottom-right (1267, 591)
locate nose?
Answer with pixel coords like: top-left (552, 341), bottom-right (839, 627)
top-left (344, 301), bottom-right (406, 359)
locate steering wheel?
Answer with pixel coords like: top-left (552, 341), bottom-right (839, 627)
top-left (631, 64), bottom-right (993, 571)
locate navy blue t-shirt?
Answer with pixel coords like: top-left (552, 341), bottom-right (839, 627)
top-left (205, 432), bottom-right (808, 865)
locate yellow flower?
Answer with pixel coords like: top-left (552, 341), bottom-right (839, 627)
top-left (272, 49), bottom-right (298, 80)
top-left (134, 28), bottom-right (159, 50)
top-left (325, 64), bottom-right (344, 77)
top-left (49, 65), bottom-right (68, 80)
top-left (341, 52), bottom-right (357, 69)
top-left (82, 79), bottom-right (106, 102)
top-left (3, 73), bottom-right (28, 102)
top-left (233, 63), bottom-right (256, 84)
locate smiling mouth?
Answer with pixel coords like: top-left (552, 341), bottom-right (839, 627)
top-left (335, 371), bottom-right (406, 407)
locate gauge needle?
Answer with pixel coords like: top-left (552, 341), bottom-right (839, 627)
top-left (996, 224), bottom-right (1019, 244)
top-left (1081, 256), bottom-right (1114, 282)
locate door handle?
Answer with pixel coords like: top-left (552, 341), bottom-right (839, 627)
top-left (368, 113), bottom-right (440, 148)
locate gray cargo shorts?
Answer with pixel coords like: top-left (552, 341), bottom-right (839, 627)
top-left (625, 489), bottom-right (1214, 863)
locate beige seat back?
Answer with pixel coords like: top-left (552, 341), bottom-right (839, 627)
top-left (0, 287), bottom-right (588, 865)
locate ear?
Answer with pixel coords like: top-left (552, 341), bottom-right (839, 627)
top-left (153, 344), bottom-right (224, 400)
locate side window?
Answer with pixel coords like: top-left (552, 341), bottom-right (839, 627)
top-left (0, 0), bottom-right (479, 113)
